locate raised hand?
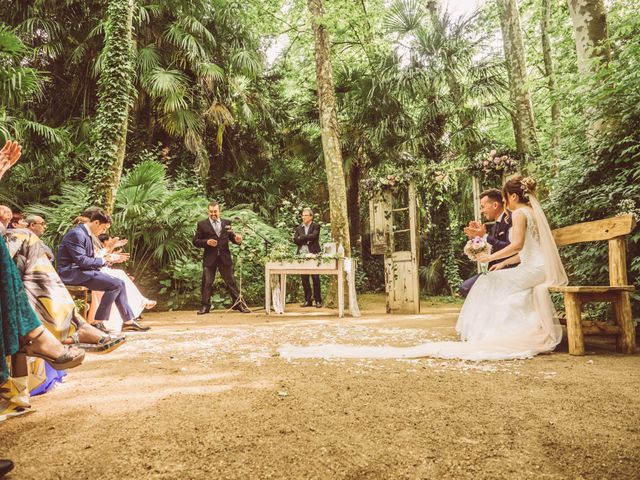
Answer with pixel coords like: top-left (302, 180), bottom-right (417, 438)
top-left (0, 140), bottom-right (23, 180)
top-left (235, 234), bottom-right (242, 244)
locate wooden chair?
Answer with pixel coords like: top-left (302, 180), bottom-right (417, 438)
top-left (550, 214), bottom-right (637, 355)
top-left (66, 285), bottom-right (91, 321)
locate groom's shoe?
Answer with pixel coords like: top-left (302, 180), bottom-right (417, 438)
top-left (197, 306), bottom-right (210, 315)
top-left (0, 459), bottom-right (15, 477)
top-left (315, 300), bottom-right (323, 308)
top-left (122, 320), bottom-right (151, 332)
top-left (301, 301), bottom-right (313, 307)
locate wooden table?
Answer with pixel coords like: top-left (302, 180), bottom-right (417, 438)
top-left (265, 258), bottom-right (348, 317)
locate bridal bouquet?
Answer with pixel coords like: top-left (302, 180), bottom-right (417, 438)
top-left (464, 237), bottom-right (492, 274)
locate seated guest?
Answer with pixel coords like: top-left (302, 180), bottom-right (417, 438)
top-left (0, 205), bottom-right (11, 231)
top-left (25, 214), bottom-right (54, 260)
top-left (4, 227), bottom-right (125, 352)
top-left (57, 208), bottom-right (146, 332)
top-left (1, 139), bottom-right (84, 418)
top-left (8, 212), bottom-right (27, 229)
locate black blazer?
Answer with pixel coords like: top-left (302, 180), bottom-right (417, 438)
top-left (293, 222), bottom-right (321, 254)
top-left (193, 218), bottom-right (239, 267)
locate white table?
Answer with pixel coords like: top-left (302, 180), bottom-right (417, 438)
top-left (265, 258), bottom-right (357, 317)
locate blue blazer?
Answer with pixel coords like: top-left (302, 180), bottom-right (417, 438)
top-left (57, 225), bottom-right (105, 285)
top-left (487, 213), bottom-right (513, 268)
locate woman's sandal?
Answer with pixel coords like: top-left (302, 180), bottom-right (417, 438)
top-left (18, 330), bottom-right (85, 370)
top-left (67, 325), bottom-right (126, 354)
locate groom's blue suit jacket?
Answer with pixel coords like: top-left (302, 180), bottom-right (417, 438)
top-left (487, 213), bottom-right (512, 267)
top-left (57, 225), bottom-right (105, 285)
top-left (459, 212), bottom-right (513, 297)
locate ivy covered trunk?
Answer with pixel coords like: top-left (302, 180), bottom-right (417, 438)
top-left (567, 0), bottom-right (611, 139)
top-left (88, 0), bottom-right (136, 212)
top-left (308, 0), bottom-right (351, 256)
top-left (432, 202), bottom-right (462, 296)
top-left (497, 0), bottom-right (539, 161)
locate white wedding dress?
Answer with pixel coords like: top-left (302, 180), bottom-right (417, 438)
top-left (279, 197), bottom-right (568, 361)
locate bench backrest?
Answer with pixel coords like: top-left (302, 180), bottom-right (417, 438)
top-left (551, 214), bottom-right (636, 286)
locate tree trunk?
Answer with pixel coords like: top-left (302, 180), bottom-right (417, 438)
top-left (497, 0), bottom-right (539, 161)
top-left (88, 0), bottom-right (136, 213)
top-left (567, 0), bottom-right (610, 139)
top-left (347, 161), bottom-right (361, 251)
top-left (541, 0), bottom-right (561, 157)
top-left (308, 0), bottom-right (351, 255)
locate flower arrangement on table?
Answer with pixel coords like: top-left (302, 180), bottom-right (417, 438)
top-left (264, 243), bottom-right (343, 266)
top-left (463, 237), bottom-right (492, 274)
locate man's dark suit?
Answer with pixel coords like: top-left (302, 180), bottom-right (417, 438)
top-left (293, 222), bottom-right (322, 304)
top-left (57, 224), bottom-right (135, 321)
top-left (459, 213), bottom-right (513, 297)
top-left (193, 217), bottom-right (241, 308)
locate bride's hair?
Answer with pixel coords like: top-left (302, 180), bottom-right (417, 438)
top-left (503, 174), bottom-right (537, 204)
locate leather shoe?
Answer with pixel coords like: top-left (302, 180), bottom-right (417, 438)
top-left (197, 306), bottom-right (210, 315)
top-left (315, 301), bottom-right (323, 308)
top-left (0, 459), bottom-right (14, 477)
top-left (301, 301), bottom-right (313, 307)
top-left (122, 320), bottom-right (151, 332)
top-left (91, 321), bottom-right (110, 334)
top-left (234, 304), bottom-right (251, 313)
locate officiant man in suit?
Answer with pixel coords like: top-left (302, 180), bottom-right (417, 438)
top-left (459, 189), bottom-right (515, 297)
top-left (193, 201), bottom-right (250, 314)
top-left (293, 207), bottom-right (322, 308)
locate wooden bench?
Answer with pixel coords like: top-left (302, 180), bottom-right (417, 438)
top-left (66, 285), bottom-right (91, 321)
top-left (550, 214), bottom-right (637, 355)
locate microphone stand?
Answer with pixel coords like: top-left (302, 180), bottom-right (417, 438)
top-left (233, 216), bottom-right (272, 256)
top-left (226, 216), bottom-right (271, 313)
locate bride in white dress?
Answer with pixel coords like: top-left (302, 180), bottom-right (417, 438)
top-left (279, 176), bottom-right (568, 361)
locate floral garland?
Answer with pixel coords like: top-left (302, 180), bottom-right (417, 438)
top-left (361, 169), bottom-right (416, 199)
top-left (469, 149), bottom-right (519, 176)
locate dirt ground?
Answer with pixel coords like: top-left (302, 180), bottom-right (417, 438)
top-left (2, 294), bottom-right (639, 479)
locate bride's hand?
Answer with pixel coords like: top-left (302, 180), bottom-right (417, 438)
top-left (489, 262), bottom-right (506, 271)
top-left (476, 253), bottom-right (491, 263)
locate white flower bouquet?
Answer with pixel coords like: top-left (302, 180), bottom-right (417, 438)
top-left (464, 236), bottom-right (492, 274)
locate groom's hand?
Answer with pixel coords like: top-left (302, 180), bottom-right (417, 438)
top-left (464, 222), bottom-right (486, 238)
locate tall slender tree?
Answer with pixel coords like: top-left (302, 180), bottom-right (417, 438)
top-left (497, 0), bottom-right (539, 160)
top-left (567, 0), bottom-right (610, 139)
top-left (308, 0), bottom-right (351, 255)
top-left (541, 0), bottom-right (561, 156)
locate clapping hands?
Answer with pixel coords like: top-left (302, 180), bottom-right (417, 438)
top-left (106, 252), bottom-right (130, 264)
top-left (103, 236), bottom-right (128, 251)
top-left (464, 220), bottom-right (486, 239)
top-left (0, 141), bottom-right (22, 180)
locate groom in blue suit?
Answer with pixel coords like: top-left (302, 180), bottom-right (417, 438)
top-left (57, 208), bottom-right (143, 330)
top-left (459, 189), bottom-right (514, 297)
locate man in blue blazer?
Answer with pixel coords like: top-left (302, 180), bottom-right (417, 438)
top-left (57, 209), bottom-right (147, 331)
top-left (459, 189), bottom-right (516, 297)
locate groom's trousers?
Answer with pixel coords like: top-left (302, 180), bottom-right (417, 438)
top-left (82, 272), bottom-right (135, 321)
